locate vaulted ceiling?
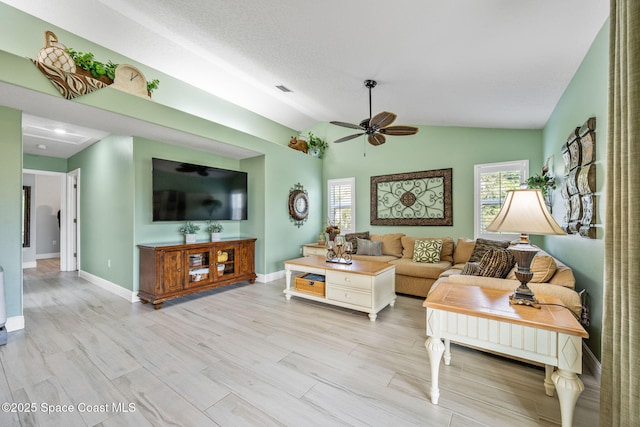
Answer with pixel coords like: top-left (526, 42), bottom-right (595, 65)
top-left (6, 0), bottom-right (609, 156)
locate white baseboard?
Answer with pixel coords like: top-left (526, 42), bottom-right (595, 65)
top-left (583, 341), bottom-right (601, 383)
top-left (5, 315), bottom-right (25, 332)
top-left (36, 253), bottom-right (60, 259)
top-left (257, 270), bottom-right (285, 283)
top-left (79, 270), bottom-right (140, 303)
top-left (22, 261), bottom-right (37, 269)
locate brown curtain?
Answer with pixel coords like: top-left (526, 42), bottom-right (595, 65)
top-left (601, 1), bottom-right (640, 425)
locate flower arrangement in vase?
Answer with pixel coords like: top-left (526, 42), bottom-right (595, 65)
top-left (179, 222), bottom-right (200, 243)
top-left (325, 223), bottom-right (341, 242)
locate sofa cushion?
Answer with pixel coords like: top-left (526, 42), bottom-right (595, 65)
top-left (389, 258), bottom-right (451, 279)
top-left (476, 248), bottom-right (515, 278)
top-left (468, 238), bottom-right (511, 262)
top-left (453, 238), bottom-right (476, 264)
top-left (401, 236), bottom-right (454, 263)
top-left (371, 233), bottom-right (405, 257)
top-left (356, 238), bottom-right (382, 256)
top-left (344, 231), bottom-right (369, 254)
top-left (460, 262), bottom-right (480, 275)
top-left (506, 255), bottom-right (557, 283)
top-left (413, 239), bottom-right (442, 263)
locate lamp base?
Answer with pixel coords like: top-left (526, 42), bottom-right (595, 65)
top-left (509, 293), bottom-right (541, 309)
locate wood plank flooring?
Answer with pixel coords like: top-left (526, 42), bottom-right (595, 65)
top-left (0, 259), bottom-right (599, 426)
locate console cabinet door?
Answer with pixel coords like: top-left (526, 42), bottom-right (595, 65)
top-left (185, 248), bottom-right (212, 288)
top-left (238, 240), bottom-right (255, 275)
top-left (213, 243), bottom-right (238, 280)
top-left (162, 249), bottom-right (184, 293)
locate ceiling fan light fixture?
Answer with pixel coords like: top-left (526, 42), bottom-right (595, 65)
top-left (330, 79), bottom-right (418, 146)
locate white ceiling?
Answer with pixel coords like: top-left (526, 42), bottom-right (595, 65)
top-left (6, 0), bottom-right (609, 157)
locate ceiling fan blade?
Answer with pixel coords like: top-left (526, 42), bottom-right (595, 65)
top-left (369, 111), bottom-right (397, 129)
top-left (330, 121), bottom-right (364, 130)
top-left (379, 126), bottom-right (419, 136)
top-left (334, 133), bottom-right (364, 143)
top-left (368, 133), bottom-right (386, 146)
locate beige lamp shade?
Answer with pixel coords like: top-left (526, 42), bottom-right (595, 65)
top-left (486, 189), bottom-right (566, 236)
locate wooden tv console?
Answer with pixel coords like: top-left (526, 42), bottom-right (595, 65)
top-left (138, 237), bottom-right (256, 309)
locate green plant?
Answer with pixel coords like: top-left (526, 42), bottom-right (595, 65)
top-left (65, 48), bottom-right (160, 93)
top-left (206, 221), bottom-right (223, 233)
top-left (306, 132), bottom-right (328, 158)
top-left (179, 222), bottom-right (200, 234)
top-left (66, 48), bottom-right (117, 81)
top-left (146, 79), bottom-right (160, 94)
top-left (526, 173), bottom-right (556, 197)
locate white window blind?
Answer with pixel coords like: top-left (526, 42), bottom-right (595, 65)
top-left (327, 177), bottom-right (355, 234)
top-left (474, 160), bottom-right (528, 240)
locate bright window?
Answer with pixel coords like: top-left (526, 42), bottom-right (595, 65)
top-left (328, 177), bottom-right (355, 234)
top-left (474, 160), bottom-right (528, 240)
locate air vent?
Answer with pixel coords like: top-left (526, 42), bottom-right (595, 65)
top-left (276, 85), bottom-right (293, 93)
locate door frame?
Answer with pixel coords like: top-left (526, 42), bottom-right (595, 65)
top-left (22, 168), bottom-right (80, 271)
top-left (64, 168), bottom-right (80, 272)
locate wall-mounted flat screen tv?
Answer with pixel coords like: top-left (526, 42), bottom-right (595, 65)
top-left (152, 158), bottom-right (248, 221)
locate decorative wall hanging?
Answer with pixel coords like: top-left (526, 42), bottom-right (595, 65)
top-left (370, 168), bottom-right (453, 226)
top-left (288, 183), bottom-right (309, 228)
top-left (560, 117), bottom-right (596, 238)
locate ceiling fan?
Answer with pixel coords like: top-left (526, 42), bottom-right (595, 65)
top-left (330, 80), bottom-right (418, 146)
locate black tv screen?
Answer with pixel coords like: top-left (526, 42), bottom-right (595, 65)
top-left (152, 158), bottom-right (248, 221)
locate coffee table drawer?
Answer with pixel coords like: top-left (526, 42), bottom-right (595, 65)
top-left (327, 285), bottom-right (372, 308)
top-left (326, 270), bottom-right (372, 291)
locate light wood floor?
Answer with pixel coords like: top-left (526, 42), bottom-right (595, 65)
top-left (0, 259), bottom-right (599, 426)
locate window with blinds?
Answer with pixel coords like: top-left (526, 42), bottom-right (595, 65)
top-left (327, 177), bottom-right (355, 234)
top-left (474, 160), bottom-right (528, 239)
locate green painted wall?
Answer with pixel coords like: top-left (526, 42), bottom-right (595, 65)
top-left (68, 135), bottom-right (135, 290)
top-left (0, 106), bottom-right (23, 319)
top-left (23, 154), bottom-right (67, 173)
top-left (542, 20), bottom-right (609, 361)
top-left (317, 121), bottom-right (543, 240)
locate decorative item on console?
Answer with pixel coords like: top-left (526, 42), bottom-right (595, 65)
top-left (179, 221), bottom-right (200, 243)
top-left (326, 235), bottom-right (353, 265)
top-left (325, 222), bottom-right (341, 242)
top-left (317, 232), bottom-right (326, 246)
top-left (217, 250), bottom-right (228, 263)
top-left (560, 117), bottom-right (597, 238)
top-left (206, 221), bottom-right (223, 241)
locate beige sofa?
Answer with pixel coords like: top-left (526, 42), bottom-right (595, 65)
top-left (347, 234), bottom-right (581, 316)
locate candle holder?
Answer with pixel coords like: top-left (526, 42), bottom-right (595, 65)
top-left (326, 238), bottom-right (353, 265)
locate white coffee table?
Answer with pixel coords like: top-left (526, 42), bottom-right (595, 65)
top-left (283, 255), bottom-right (396, 321)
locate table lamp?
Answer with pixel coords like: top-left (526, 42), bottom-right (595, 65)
top-left (486, 189), bottom-right (566, 305)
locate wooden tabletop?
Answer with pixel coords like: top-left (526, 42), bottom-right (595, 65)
top-left (284, 255), bottom-right (395, 276)
top-left (424, 282), bottom-right (588, 338)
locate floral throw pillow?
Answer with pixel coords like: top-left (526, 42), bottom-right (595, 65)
top-left (413, 239), bottom-right (443, 263)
